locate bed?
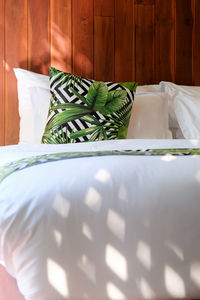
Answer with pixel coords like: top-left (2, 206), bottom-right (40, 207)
top-left (1, 69), bottom-right (200, 299)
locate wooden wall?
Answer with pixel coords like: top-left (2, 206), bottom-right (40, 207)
top-left (0, 0), bottom-right (200, 145)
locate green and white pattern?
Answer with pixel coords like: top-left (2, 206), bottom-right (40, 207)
top-left (42, 67), bottom-right (137, 144)
top-left (1, 148), bottom-right (200, 183)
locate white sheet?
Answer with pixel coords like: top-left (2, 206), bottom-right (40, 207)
top-left (1, 139), bottom-right (200, 299)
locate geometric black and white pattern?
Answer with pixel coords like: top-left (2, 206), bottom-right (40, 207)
top-left (43, 68), bottom-right (134, 144)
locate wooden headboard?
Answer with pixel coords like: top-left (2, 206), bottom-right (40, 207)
top-left (0, 0), bottom-right (200, 145)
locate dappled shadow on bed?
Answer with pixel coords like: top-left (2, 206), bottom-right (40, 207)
top-left (23, 161), bottom-right (200, 299)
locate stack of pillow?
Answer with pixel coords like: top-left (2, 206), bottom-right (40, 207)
top-left (14, 67), bottom-right (200, 144)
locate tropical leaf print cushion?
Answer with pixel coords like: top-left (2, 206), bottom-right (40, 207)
top-left (42, 67), bottom-right (137, 144)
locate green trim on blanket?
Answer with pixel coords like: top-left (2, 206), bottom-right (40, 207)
top-left (0, 148), bottom-right (200, 183)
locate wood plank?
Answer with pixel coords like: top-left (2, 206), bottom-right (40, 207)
top-left (135, 3), bottom-right (155, 84)
top-left (175, 0), bottom-right (193, 85)
top-left (155, 0), bottom-right (175, 83)
top-left (0, 0), bottom-right (5, 145)
top-left (135, 0), bottom-right (155, 5)
top-left (72, 0), bottom-right (94, 78)
top-left (94, 16), bottom-right (114, 82)
top-left (94, 0), bottom-right (115, 17)
top-left (28, 0), bottom-right (50, 75)
top-left (193, 0), bottom-right (200, 85)
top-left (115, 0), bottom-right (134, 82)
top-left (5, 0), bottom-right (27, 145)
top-left (50, 0), bottom-right (72, 73)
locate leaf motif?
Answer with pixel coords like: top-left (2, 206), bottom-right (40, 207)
top-left (70, 126), bottom-right (102, 139)
top-left (86, 81), bottom-right (108, 109)
top-left (120, 81), bottom-right (137, 92)
top-left (99, 90), bottom-right (127, 115)
top-left (45, 106), bottom-right (93, 133)
top-left (80, 115), bottom-right (101, 126)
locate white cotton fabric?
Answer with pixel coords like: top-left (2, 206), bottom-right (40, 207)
top-left (127, 92), bottom-right (172, 139)
top-left (159, 82), bottom-right (200, 139)
top-left (14, 68), bottom-right (51, 144)
top-left (1, 139), bottom-right (200, 299)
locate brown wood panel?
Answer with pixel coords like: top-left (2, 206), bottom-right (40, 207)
top-left (135, 0), bottom-right (155, 5)
top-left (175, 0), bottom-right (193, 85)
top-left (50, 0), bottom-right (72, 73)
top-left (28, 0), bottom-right (50, 75)
top-left (135, 2), bottom-right (155, 84)
top-left (0, 0), bottom-right (5, 145)
top-left (94, 16), bottom-right (115, 82)
top-left (193, 0), bottom-right (200, 85)
top-left (94, 0), bottom-right (115, 17)
top-left (5, 0), bottom-right (27, 145)
top-left (155, 0), bottom-right (175, 83)
top-left (115, 0), bottom-right (134, 82)
top-left (72, 0), bottom-right (94, 78)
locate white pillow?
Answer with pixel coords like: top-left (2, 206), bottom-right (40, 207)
top-left (160, 81), bottom-right (200, 139)
top-left (14, 68), bottom-right (50, 144)
top-left (173, 93), bottom-right (200, 139)
top-left (127, 92), bottom-right (172, 139)
top-left (136, 84), bottom-right (161, 94)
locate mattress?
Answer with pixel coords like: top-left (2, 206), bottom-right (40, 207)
top-left (1, 139), bottom-right (200, 299)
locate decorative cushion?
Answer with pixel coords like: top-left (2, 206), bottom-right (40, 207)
top-left (42, 67), bottom-right (136, 144)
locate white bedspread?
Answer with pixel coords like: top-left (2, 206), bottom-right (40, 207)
top-left (1, 139), bottom-right (200, 299)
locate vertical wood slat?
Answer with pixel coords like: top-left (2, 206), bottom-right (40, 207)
top-left (0, 0), bottom-right (5, 145)
top-left (28, 0), bottom-right (50, 75)
top-left (94, 0), bottom-right (115, 17)
top-left (115, 0), bottom-right (134, 82)
top-left (94, 16), bottom-right (115, 82)
top-left (135, 2), bottom-right (155, 84)
top-left (175, 0), bottom-right (193, 85)
top-left (50, 0), bottom-right (72, 73)
top-left (155, 0), bottom-right (175, 83)
top-left (193, 0), bottom-right (200, 85)
top-left (72, 0), bottom-right (94, 78)
top-left (5, 0), bottom-right (28, 145)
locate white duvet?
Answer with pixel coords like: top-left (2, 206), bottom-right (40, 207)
top-left (1, 139), bottom-right (200, 299)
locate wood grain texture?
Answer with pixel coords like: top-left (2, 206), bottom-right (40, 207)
top-left (193, 0), bottom-right (200, 85)
top-left (175, 0), bottom-right (193, 85)
top-left (155, 0), bottom-right (175, 82)
top-left (50, 0), bottom-right (72, 73)
top-left (0, 0), bottom-right (5, 145)
top-left (94, 16), bottom-right (114, 81)
top-left (94, 0), bottom-right (115, 17)
top-left (72, 0), bottom-right (94, 78)
top-left (135, 2), bottom-right (155, 84)
top-left (28, 0), bottom-right (50, 75)
top-left (5, 0), bottom-right (27, 145)
top-left (1, 0), bottom-right (200, 145)
top-left (115, 0), bottom-right (134, 82)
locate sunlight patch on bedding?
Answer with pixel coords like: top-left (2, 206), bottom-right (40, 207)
top-left (118, 184), bottom-right (127, 201)
top-left (107, 209), bottom-right (125, 241)
top-left (106, 244), bottom-right (127, 281)
top-left (47, 258), bottom-right (69, 297)
top-left (78, 254), bottom-right (96, 283)
top-left (53, 194), bottom-right (70, 218)
top-left (166, 241), bottom-right (184, 261)
top-left (95, 169), bottom-right (111, 183)
top-left (161, 154), bottom-right (176, 162)
top-left (164, 265), bottom-right (185, 297)
top-left (190, 262), bottom-right (200, 287)
top-left (189, 139), bottom-right (199, 146)
top-left (136, 241), bottom-right (151, 271)
top-left (82, 222), bottom-right (93, 241)
top-left (138, 278), bottom-right (155, 299)
top-left (85, 187), bottom-right (102, 212)
top-left (106, 282), bottom-right (125, 299)
top-left (53, 229), bottom-right (62, 247)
